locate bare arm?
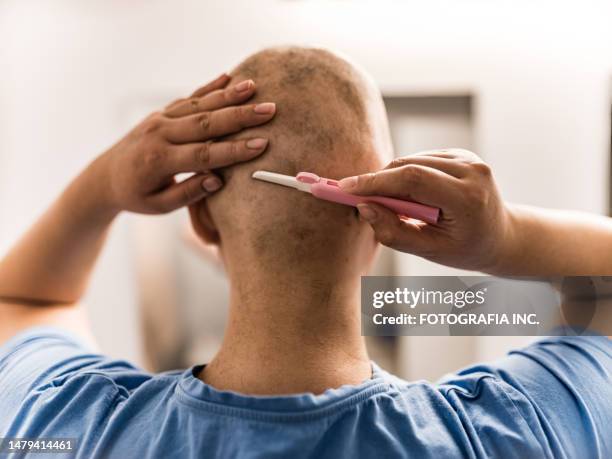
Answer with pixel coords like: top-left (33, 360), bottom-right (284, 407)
top-left (0, 75), bottom-right (276, 343)
top-left (0, 161), bottom-right (117, 306)
top-left (501, 204), bottom-right (612, 275)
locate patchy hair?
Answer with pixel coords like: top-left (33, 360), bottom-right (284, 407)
top-left (202, 46), bottom-right (391, 284)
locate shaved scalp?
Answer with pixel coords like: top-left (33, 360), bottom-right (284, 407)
top-left (199, 46), bottom-right (392, 289)
top-left (234, 48), bottom-right (367, 154)
top-left (223, 47), bottom-right (392, 177)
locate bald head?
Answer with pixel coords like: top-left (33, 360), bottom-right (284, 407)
top-left (230, 47), bottom-right (391, 166)
top-left (191, 47), bottom-right (392, 289)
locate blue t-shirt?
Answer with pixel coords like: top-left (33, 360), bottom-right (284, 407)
top-left (0, 327), bottom-right (610, 458)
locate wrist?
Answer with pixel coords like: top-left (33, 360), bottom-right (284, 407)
top-left (68, 155), bottom-right (121, 225)
top-left (483, 203), bottom-right (523, 275)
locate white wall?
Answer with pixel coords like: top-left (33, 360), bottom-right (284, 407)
top-left (1, 0), bottom-right (611, 366)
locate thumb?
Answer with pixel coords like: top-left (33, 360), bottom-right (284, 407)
top-left (357, 203), bottom-right (430, 254)
top-left (149, 173), bottom-right (218, 213)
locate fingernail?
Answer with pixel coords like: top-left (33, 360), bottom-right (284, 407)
top-left (235, 80), bottom-right (253, 93)
top-left (339, 176), bottom-right (358, 191)
top-left (357, 204), bottom-right (377, 222)
top-left (202, 177), bottom-right (222, 192)
top-left (254, 102), bottom-right (276, 114)
top-left (246, 138), bottom-right (268, 150)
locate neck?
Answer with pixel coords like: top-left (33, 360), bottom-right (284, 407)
top-left (200, 271), bottom-right (371, 395)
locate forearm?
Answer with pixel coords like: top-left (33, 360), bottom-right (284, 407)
top-left (493, 203), bottom-right (612, 275)
top-left (0, 158), bottom-right (118, 304)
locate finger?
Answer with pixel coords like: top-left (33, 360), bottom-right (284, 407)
top-left (339, 165), bottom-right (463, 208)
top-left (413, 148), bottom-right (481, 162)
top-left (357, 203), bottom-right (433, 254)
top-left (167, 138), bottom-right (269, 173)
top-left (148, 172), bottom-right (220, 213)
top-left (164, 74), bottom-right (231, 112)
top-left (411, 149), bottom-right (457, 159)
top-left (190, 73), bottom-right (231, 97)
top-left (384, 155), bottom-right (469, 178)
top-left (162, 103), bottom-right (276, 143)
top-left (164, 98), bottom-right (185, 112)
top-left (164, 80), bottom-right (256, 118)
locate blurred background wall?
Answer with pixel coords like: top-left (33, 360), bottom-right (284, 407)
top-left (1, 0), bottom-right (611, 379)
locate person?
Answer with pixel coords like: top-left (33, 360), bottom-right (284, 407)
top-left (0, 46), bottom-right (610, 459)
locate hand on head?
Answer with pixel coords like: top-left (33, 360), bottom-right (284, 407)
top-left (93, 73), bottom-right (276, 216)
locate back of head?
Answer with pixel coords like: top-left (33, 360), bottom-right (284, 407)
top-left (191, 47), bottom-right (392, 294)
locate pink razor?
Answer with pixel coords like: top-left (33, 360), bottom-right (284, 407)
top-left (252, 171), bottom-right (439, 224)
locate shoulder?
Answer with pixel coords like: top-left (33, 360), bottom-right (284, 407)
top-left (0, 326), bottom-right (185, 436)
top-left (364, 364), bottom-right (547, 458)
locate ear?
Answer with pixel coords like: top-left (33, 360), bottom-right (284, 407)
top-left (188, 200), bottom-right (220, 245)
